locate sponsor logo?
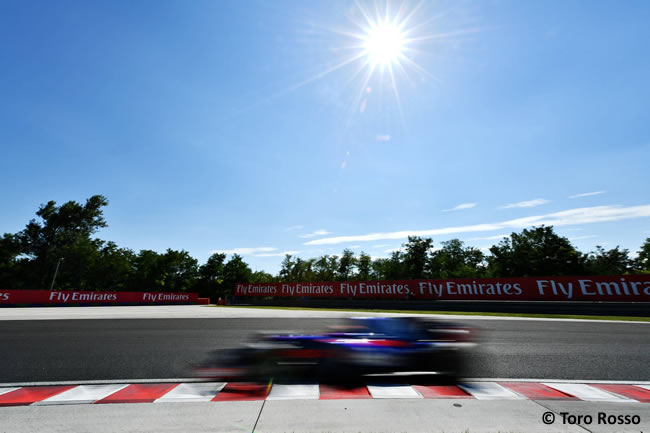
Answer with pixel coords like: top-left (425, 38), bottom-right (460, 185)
top-left (235, 276), bottom-right (650, 301)
top-left (537, 277), bottom-right (650, 299)
top-left (236, 284), bottom-right (278, 296)
top-left (418, 281), bottom-right (523, 297)
top-left (49, 292), bottom-right (118, 302)
top-left (341, 282), bottom-right (409, 297)
top-left (283, 284), bottom-right (334, 296)
top-left (141, 293), bottom-right (191, 302)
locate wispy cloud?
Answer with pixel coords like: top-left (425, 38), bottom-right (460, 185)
top-left (284, 225), bottom-right (304, 232)
top-left (468, 234), bottom-right (509, 241)
top-left (376, 134), bottom-right (391, 142)
top-left (443, 202), bottom-right (477, 212)
top-left (384, 246), bottom-right (440, 254)
top-left (569, 235), bottom-right (597, 241)
top-left (212, 247), bottom-right (276, 255)
top-left (304, 204), bottom-right (650, 246)
top-left (340, 151), bottom-right (350, 170)
top-left (303, 248), bottom-right (326, 255)
top-left (254, 250), bottom-right (300, 257)
top-left (501, 198), bottom-right (550, 209)
top-left (299, 229), bottom-right (332, 239)
top-left (569, 191), bottom-right (607, 199)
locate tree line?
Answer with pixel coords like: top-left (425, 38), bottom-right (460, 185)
top-left (1, 195), bottom-right (649, 299)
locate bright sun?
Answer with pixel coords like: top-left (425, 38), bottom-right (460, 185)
top-left (264, 2), bottom-right (460, 118)
top-left (362, 20), bottom-right (405, 67)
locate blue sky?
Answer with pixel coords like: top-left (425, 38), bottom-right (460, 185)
top-left (1, 0), bottom-right (649, 273)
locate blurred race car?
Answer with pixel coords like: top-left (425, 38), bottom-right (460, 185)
top-left (194, 317), bottom-right (476, 383)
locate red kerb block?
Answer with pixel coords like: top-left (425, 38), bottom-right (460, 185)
top-left (0, 386), bottom-right (75, 406)
top-left (95, 384), bottom-right (179, 404)
top-left (319, 385), bottom-right (372, 399)
top-left (412, 385), bottom-right (472, 398)
top-left (500, 382), bottom-right (576, 400)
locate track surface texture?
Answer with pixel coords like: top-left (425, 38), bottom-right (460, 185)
top-left (2, 317), bottom-right (649, 383)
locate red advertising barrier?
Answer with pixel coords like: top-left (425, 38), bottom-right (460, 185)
top-left (235, 275), bottom-right (650, 302)
top-left (0, 290), bottom-right (200, 306)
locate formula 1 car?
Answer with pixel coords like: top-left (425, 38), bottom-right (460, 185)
top-left (194, 317), bottom-right (476, 383)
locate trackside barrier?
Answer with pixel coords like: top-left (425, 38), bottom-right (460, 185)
top-left (0, 290), bottom-right (201, 307)
top-left (234, 275), bottom-right (650, 302)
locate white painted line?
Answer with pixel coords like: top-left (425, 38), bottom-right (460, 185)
top-left (3, 304), bottom-right (648, 324)
top-left (543, 383), bottom-right (633, 402)
top-left (365, 371), bottom-right (441, 377)
top-left (459, 382), bottom-right (525, 400)
top-left (34, 384), bottom-right (129, 405)
top-left (267, 384), bottom-right (320, 400)
top-left (367, 384), bottom-right (422, 399)
top-left (155, 382), bottom-right (225, 403)
top-left (4, 378), bottom-right (650, 388)
top-left (0, 387), bottom-right (19, 397)
top-left (0, 378), bottom-right (202, 387)
top-left (466, 378), bottom-right (650, 385)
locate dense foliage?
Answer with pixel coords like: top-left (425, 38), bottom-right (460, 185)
top-left (1, 196), bottom-right (649, 299)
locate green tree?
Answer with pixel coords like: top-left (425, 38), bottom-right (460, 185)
top-left (198, 252), bottom-right (227, 297)
top-left (250, 270), bottom-right (275, 283)
top-left (636, 238), bottom-right (650, 272)
top-left (487, 226), bottom-right (585, 277)
top-left (15, 195), bottom-right (109, 289)
top-left (222, 254), bottom-right (252, 297)
top-left (160, 249), bottom-right (198, 291)
top-left (370, 258), bottom-right (388, 279)
top-left (0, 233), bottom-right (23, 289)
top-left (337, 249), bottom-right (357, 280)
top-left (278, 256), bottom-right (315, 282)
top-left (372, 251), bottom-right (406, 280)
top-left (91, 242), bottom-right (136, 291)
top-left (58, 238), bottom-right (106, 290)
top-left (356, 252), bottom-right (372, 280)
top-left (279, 254), bottom-right (296, 281)
top-left (313, 255), bottom-right (338, 281)
top-left (585, 246), bottom-right (633, 275)
top-left (402, 236), bottom-right (433, 279)
top-left (129, 250), bottom-right (165, 291)
top-left (429, 239), bottom-right (486, 278)
top-left (295, 258), bottom-right (316, 282)
top-left (292, 257), bottom-right (304, 281)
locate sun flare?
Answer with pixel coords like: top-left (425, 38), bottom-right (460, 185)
top-left (363, 20), bottom-right (405, 67)
top-left (242, 2), bottom-right (478, 120)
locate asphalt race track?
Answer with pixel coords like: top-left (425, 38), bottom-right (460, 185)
top-left (2, 316), bottom-right (649, 383)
